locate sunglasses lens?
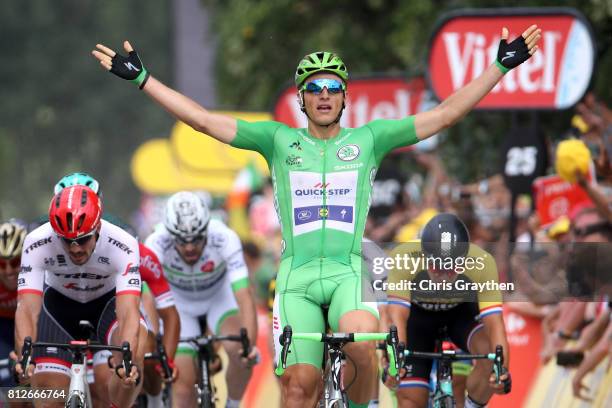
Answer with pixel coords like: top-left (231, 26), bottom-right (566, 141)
top-left (304, 82), bottom-right (323, 94)
top-left (61, 233), bottom-right (93, 246)
top-left (304, 79), bottom-right (344, 94)
top-left (0, 257), bottom-right (20, 268)
top-left (175, 235), bottom-right (205, 245)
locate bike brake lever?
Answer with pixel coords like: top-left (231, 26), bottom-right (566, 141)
top-left (494, 345), bottom-right (503, 383)
top-left (19, 337), bottom-right (33, 380)
top-left (239, 328), bottom-right (250, 359)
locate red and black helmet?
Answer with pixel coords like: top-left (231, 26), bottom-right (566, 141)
top-left (48, 185), bottom-right (102, 239)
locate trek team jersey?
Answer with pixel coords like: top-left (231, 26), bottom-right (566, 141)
top-left (386, 240), bottom-right (503, 317)
top-left (230, 117), bottom-right (418, 268)
top-left (18, 221), bottom-right (141, 303)
top-left (139, 242), bottom-right (175, 310)
top-left (144, 219), bottom-right (249, 299)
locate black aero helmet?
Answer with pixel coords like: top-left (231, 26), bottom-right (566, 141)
top-left (421, 213), bottom-right (470, 260)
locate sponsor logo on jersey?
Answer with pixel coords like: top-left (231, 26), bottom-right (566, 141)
top-left (289, 140), bottom-right (302, 150)
top-left (200, 261), bottom-right (215, 273)
top-left (336, 144), bottom-right (360, 161)
top-left (20, 265), bottom-right (33, 273)
top-left (210, 234), bottom-right (227, 249)
top-left (127, 278), bottom-right (140, 286)
top-left (17, 278), bottom-right (26, 286)
top-left (122, 263), bottom-right (139, 276)
top-left (280, 239), bottom-right (286, 255)
top-left (294, 183), bottom-right (352, 197)
top-left (294, 205), bottom-right (354, 225)
top-left (285, 154), bottom-right (303, 166)
top-left (333, 163), bottom-right (364, 171)
top-left (369, 167), bottom-right (377, 187)
top-left (56, 254), bottom-right (67, 266)
top-left (24, 237), bottom-right (52, 254)
top-left (63, 282), bottom-right (105, 292)
top-left (98, 256), bottom-right (110, 265)
top-left (107, 237), bottom-right (133, 254)
top-left (141, 255), bottom-right (162, 279)
top-left (44, 257), bottom-right (55, 266)
top-left (53, 272), bottom-right (111, 280)
top-left (169, 262), bottom-right (184, 272)
top-left (297, 210), bottom-right (312, 221)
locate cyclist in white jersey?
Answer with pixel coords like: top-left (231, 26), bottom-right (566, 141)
top-left (145, 191), bottom-right (258, 408)
top-left (13, 186), bottom-right (145, 408)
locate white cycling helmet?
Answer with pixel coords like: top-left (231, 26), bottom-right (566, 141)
top-left (164, 191), bottom-right (211, 241)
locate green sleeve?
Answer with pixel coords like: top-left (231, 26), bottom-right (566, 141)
top-left (230, 119), bottom-right (283, 163)
top-left (366, 116), bottom-right (419, 164)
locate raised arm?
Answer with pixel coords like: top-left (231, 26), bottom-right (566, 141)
top-left (415, 25), bottom-right (541, 140)
top-left (92, 41), bottom-right (237, 144)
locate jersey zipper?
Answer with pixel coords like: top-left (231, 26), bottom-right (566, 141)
top-left (320, 139), bottom-right (327, 260)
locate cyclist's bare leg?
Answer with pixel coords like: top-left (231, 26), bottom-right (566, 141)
top-left (31, 372), bottom-right (70, 408)
top-left (395, 387), bottom-right (429, 408)
top-left (281, 363), bottom-right (321, 407)
top-left (338, 310), bottom-right (378, 405)
top-left (92, 361), bottom-right (113, 406)
top-left (172, 354), bottom-right (197, 408)
top-left (144, 331), bottom-right (163, 396)
top-left (108, 323), bottom-right (147, 407)
top-left (465, 329), bottom-right (493, 405)
top-left (219, 314), bottom-right (252, 402)
top-left (452, 374), bottom-right (467, 408)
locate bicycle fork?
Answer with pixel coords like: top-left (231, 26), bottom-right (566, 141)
top-left (322, 348), bottom-right (345, 408)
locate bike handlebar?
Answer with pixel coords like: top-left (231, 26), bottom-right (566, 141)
top-left (275, 325), bottom-right (401, 378)
top-left (19, 337), bottom-right (133, 380)
top-left (402, 344), bottom-right (505, 383)
top-left (180, 328), bottom-right (251, 359)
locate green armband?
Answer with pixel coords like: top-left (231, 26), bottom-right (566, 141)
top-left (131, 67), bottom-right (150, 89)
top-left (495, 60), bottom-right (510, 75)
top-left (231, 277), bottom-right (249, 293)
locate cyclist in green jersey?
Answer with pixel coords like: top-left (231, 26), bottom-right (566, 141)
top-left (93, 25), bottom-right (540, 407)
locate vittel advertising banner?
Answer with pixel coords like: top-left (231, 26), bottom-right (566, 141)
top-left (427, 8), bottom-right (596, 109)
top-left (274, 77), bottom-right (428, 128)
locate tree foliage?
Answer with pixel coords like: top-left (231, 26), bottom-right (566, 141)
top-left (0, 0), bottom-right (173, 220)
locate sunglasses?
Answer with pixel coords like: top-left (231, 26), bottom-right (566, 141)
top-left (174, 234), bottom-right (206, 246)
top-left (0, 256), bottom-right (20, 269)
top-left (573, 222), bottom-right (612, 238)
top-left (60, 231), bottom-right (96, 246)
top-left (302, 78), bottom-right (346, 95)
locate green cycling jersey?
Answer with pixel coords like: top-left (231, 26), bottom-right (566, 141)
top-left (231, 117), bottom-right (418, 269)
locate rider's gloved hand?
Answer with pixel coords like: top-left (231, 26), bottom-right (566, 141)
top-left (92, 41), bottom-right (150, 89)
top-left (115, 361), bottom-right (141, 387)
top-left (9, 350), bottom-right (34, 384)
top-left (489, 366), bottom-right (512, 394)
top-left (241, 345), bottom-right (260, 368)
top-left (155, 357), bottom-right (179, 383)
top-left (495, 25), bottom-right (541, 74)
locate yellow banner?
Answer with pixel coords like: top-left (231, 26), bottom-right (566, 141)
top-left (130, 112), bottom-right (271, 195)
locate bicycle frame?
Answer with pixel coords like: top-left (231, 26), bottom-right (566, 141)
top-left (180, 328), bottom-right (249, 408)
top-left (402, 345), bottom-right (503, 408)
top-left (66, 353), bottom-right (91, 408)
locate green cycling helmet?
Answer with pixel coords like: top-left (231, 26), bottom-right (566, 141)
top-left (54, 172), bottom-right (100, 195)
top-left (295, 51), bottom-right (348, 88)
